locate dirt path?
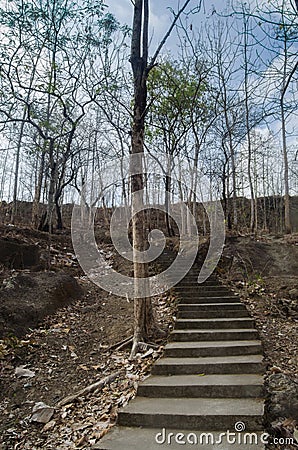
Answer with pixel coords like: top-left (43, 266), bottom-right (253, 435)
top-left (0, 229), bottom-right (297, 449)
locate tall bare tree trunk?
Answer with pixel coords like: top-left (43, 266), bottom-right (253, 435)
top-left (279, 2), bottom-right (298, 233)
top-left (281, 98), bottom-right (291, 234)
top-left (11, 120), bottom-right (24, 224)
top-left (32, 150), bottom-right (45, 228)
top-left (130, 0), bottom-right (155, 358)
top-left (129, 0), bottom-right (192, 357)
top-left (39, 140), bottom-right (56, 233)
top-left (165, 172), bottom-right (174, 237)
top-left (11, 42), bottom-right (44, 224)
top-left (241, 9), bottom-right (258, 234)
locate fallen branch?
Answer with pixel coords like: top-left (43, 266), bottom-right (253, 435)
top-left (108, 335), bottom-right (133, 352)
top-left (115, 338), bottom-right (133, 352)
top-left (56, 370), bottom-right (123, 407)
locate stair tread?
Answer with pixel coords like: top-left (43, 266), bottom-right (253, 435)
top-left (141, 374), bottom-right (264, 387)
top-left (178, 299), bottom-right (238, 303)
top-left (155, 355), bottom-right (263, 365)
top-left (119, 397), bottom-right (264, 416)
top-left (178, 302), bottom-right (244, 307)
top-left (175, 287), bottom-right (229, 289)
top-left (178, 296), bottom-right (238, 300)
top-left (166, 340), bottom-right (262, 349)
top-left (172, 328), bottom-right (257, 333)
top-left (93, 426), bottom-right (264, 450)
top-left (176, 318), bottom-right (253, 323)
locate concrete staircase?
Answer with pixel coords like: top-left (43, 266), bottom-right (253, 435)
top-left (94, 256), bottom-right (265, 449)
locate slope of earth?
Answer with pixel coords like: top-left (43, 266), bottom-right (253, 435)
top-left (218, 234), bottom-right (298, 448)
top-left (0, 226), bottom-right (297, 449)
top-left (0, 224), bottom-right (177, 449)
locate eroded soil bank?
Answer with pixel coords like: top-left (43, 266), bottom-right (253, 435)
top-left (219, 234), bottom-right (298, 448)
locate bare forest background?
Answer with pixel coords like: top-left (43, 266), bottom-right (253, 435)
top-left (0, 0), bottom-right (297, 235)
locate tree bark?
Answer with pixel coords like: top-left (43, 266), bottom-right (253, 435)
top-left (32, 150), bottom-right (45, 228)
top-left (11, 120), bottom-right (25, 224)
top-left (130, 0), bottom-right (155, 358)
top-left (39, 140), bottom-right (56, 233)
top-left (243, 14), bottom-right (256, 234)
top-left (129, 0), bottom-right (192, 357)
top-left (281, 99), bottom-right (291, 233)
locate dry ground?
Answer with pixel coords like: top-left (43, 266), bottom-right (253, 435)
top-left (219, 234), bottom-right (298, 449)
top-left (0, 227), bottom-right (297, 449)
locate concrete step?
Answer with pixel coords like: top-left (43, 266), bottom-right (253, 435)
top-left (164, 340), bottom-right (263, 357)
top-left (175, 285), bottom-right (230, 291)
top-left (169, 276), bottom-right (220, 284)
top-left (177, 296), bottom-right (239, 303)
top-left (93, 265), bottom-right (265, 449)
top-left (178, 302), bottom-right (246, 311)
top-left (168, 270), bottom-right (202, 275)
top-left (93, 426), bottom-right (265, 449)
top-left (170, 277), bottom-right (218, 284)
top-left (176, 284), bottom-right (226, 290)
top-left (152, 355), bottom-right (264, 375)
top-left (171, 329), bottom-right (259, 342)
top-left (179, 309), bottom-right (250, 318)
top-left (198, 285), bottom-right (228, 289)
top-left (138, 374), bottom-right (264, 398)
top-left (175, 318), bottom-right (255, 330)
top-left (176, 279), bottom-right (221, 284)
top-left (182, 288), bottom-right (233, 295)
top-left (172, 282), bottom-right (223, 289)
top-left (175, 281), bottom-right (224, 286)
top-left (176, 290), bottom-right (232, 297)
top-left (117, 397), bottom-right (264, 430)
top-left (176, 279), bottom-right (221, 283)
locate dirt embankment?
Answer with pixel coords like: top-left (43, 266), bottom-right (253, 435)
top-left (0, 225), bottom-right (85, 339)
top-left (0, 272), bottom-right (83, 338)
top-left (0, 225), bottom-right (297, 448)
top-left (218, 234), bottom-right (298, 444)
top-left (0, 224), bottom-right (177, 449)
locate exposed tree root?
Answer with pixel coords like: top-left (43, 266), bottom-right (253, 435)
top-left (56, 370), bottom-right (124, 407)
top-left (108, 335), bottom-right (133, 352)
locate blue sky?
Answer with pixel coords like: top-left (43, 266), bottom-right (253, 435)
top-left (104, 0), bottom-right (298, 175)
top-left (105, 0), bottom-right (229, 55)
top-left (104, 1), bottom-right (275, 64)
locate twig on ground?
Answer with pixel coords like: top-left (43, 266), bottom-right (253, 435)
top-left (108, 335), bottom-right (133, 352)
top-left (115, 338), bottom-right (133, 352)
top-left (56, 370), bottom-right (124, 407)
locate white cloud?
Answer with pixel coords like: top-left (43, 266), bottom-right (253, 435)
top-left (105, 0), bottom-right (132, 26)
top-left (105, 1), bottom-right (182, 53)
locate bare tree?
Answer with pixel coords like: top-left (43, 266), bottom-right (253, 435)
top-left (0, 0), bottom-right (122, 231)
top-left (129, 0), bottom-right (194, 357)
